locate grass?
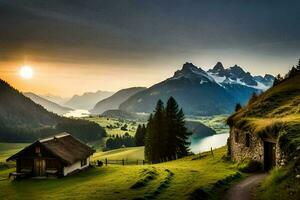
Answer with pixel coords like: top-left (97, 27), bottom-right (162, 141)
top-left (257, 166), bottom-right (300, 200)
top-left (0, 146), bottom-right (243, 200)
top-left (0, 143), bottom-right (28, 162)
top-left (85, 116), bottom-right (139, 136)
top-left (92, 146), bottom-right (144, 161)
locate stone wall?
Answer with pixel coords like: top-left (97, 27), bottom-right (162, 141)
top-left (229, 127), bottom-right (285, 168)
top-left (229, 127), bottom-right (264, 163)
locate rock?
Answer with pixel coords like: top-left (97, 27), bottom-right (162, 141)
top-left (296, 175), bottom-right (300, 179)
top-left (297, 146), bottom-right (300, 150)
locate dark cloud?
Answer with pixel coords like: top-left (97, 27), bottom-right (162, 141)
top-left (0, 0), bottom-right (300, 65)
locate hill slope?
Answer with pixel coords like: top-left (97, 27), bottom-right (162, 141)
top-left (0, 79), bottom-right (106, 142)
top-left (64, 90), bottom-right (114, 110)
top-left (90, 87), bottom-right (146, 114)
top-left (24, 92), bottom-right (72, 115)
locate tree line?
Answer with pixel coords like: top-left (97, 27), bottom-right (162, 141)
top-left (105, 124), bottom-right (146, 150)
top-left (273, 59), bottom-right (300, 86)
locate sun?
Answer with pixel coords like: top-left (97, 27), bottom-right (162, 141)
top-left (19, 66), bottom-right (34, 79)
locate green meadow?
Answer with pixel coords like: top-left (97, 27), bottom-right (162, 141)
top-left (0, 146), bottom-right (242, 200)
top-left (85, 116), bottom-right (139, 136)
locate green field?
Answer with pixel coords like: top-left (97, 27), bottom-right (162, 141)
top-left (92, 146), bottom-right (144, 161)
top-left (0, 146), bottom-right (241, 200)
top-left (85, 116), bottom-right (140, 136)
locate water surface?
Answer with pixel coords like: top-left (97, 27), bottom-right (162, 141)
top-left (190, 133), bottom-right (229, 154)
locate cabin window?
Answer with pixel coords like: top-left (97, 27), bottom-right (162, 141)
top-left (245, 133), bottom-right (250, 147)
top-left (81, 158), bottom-right (87, 167)
top-left (35, 146), bottom-right (40, 153)
top-left (235, 132), bottom-right (239, 143)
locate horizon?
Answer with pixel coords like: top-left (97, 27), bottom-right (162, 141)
top-left (0, 60), bottom-right (290, 98)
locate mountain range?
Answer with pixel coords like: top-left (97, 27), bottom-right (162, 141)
top-left (90, 87), bottom-right (146, 114)
top-left (24, 92), bottom-right (72, 115)
top-left (64, 90), bottom-right (114, 110)
top-left (0, 80), bottom-right (106, 142)
top-left (119, 62), bottom-right (274, 115)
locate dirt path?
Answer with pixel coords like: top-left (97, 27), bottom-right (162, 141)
top-left (224, 173), bottom-right (268, 200)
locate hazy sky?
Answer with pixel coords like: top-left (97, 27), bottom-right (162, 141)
top-left (0, 0), bottom-right (300, 97)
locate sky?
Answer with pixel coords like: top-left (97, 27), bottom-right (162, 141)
top-left (0, 0), bottom-right (300, 97)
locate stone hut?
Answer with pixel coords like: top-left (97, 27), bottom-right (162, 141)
top-left (228, 127), bottom-right (285, 171)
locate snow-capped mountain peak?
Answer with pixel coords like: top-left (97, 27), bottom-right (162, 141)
top-left (172, 62), bottom-right (215, 82)
top-left (208, 62), bottom-right (274, 90)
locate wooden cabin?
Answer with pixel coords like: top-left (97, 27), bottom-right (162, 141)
top-left (7, 133), bottom-right (95, 178)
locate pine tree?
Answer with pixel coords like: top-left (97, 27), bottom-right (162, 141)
top-left (151, 100), bottom-right (167, 163)
top-left (165, 97), bottom-right (191, 160)
top-left (134, 124), bottom-right (145, 146)
top-left (144, 114), bottom-right (154, 162)
top-left (297, 59), bottom-right (300, 70)
top-left (134, 124), bottom-right (142, 146)
top-left (175, 108), bottom-right (191, 158)
top-left (145, 98), bottom-right (190, 163)
top-left (235, 103), bottom-right (242, 112)
top-left (165, 96), bottom-right (180, 160)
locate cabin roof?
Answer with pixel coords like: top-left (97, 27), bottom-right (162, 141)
top-left (6, 133), bottom-right (95, 165)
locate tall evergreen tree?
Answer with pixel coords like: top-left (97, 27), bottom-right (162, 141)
top-left (134, 124), bottom-right (146, 146)
top-left (297, 59), bottom-right (300, 70)
top-left (145, 97), bottom-right (191, 163)
top-left (235, 103), bottom-right (242, 112)
top-left (165, 96), bottom-right (180, 160)
top-left (144, 114), bottom-right (154, 162)
top-left (151, 99), bottom-right (168, 163)
top-left (175, 108), bottom-right (191, 157)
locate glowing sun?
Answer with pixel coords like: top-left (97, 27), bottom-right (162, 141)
top-left (19, 66), bottom-right (34, 79)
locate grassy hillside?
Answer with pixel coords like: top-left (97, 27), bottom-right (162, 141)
top-left (227, 71), bottom-right (300, 199)
top-left (0, 143), bottom-right (28, 162)
top-left (0, 147), bottom-right (242, 200)
top-left (228, 72), bottom-right (300, 152)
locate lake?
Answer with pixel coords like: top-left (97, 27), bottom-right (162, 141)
top-left (190, 133), bottom-right (229, 154)
top-left (64, 109), bottom-right (90, 118)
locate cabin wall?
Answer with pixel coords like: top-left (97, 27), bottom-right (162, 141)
top-left (229, 128), bottom-right (264, 163)
top-left (229, 127), bottom-right (286, 168)
top-left (63, 157), bottom-right (90, 176)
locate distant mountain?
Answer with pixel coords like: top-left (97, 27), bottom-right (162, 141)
top-left (208, 62), bottom-right (274, 90)
top-left (24, 92), bottom-right (72, 115)
top-left (64, 90), bottom-right (114, 110)
top-left (40, 93), bottom-right (70, 105)
top-left (90, 87), bottom-right (146, 114)
top-left (120, 62), bottom-right (274, 115)
top-left (0, 79), bottom-right (106, 142)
